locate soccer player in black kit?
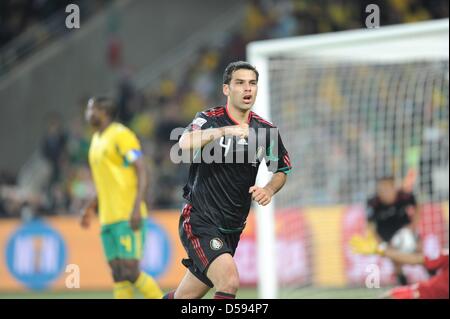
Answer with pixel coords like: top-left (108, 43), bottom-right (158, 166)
top-left (163, 61), bottom-right (292, 299)
top-left (366, 176), bottom-right (419, 285)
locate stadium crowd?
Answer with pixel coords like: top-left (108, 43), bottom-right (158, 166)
top-left (0, 0), bottom-right (448, 219)
top-left (0, 0), bottom-right (107, 76)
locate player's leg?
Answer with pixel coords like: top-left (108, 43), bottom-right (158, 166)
top-left (167, 269), bottom-right (211, 299)
top-left (119, 258), bottom-right (163, 298)
top-left (173, 204), bottom-right (214, 299)
top-left (110, 259), bottom-right (134, 299)
top-left (415, 234), bottom-right (437, 276)
top-left (119, 259), bottom-right (140, 282)
top-left (175, 204), bottom-right (239, 299)
top-left (393, 261), bottom-right (407, 285)
top-left (101, 224), bottom-right (134, 299)
top-left (206, 253), bottom-right (240, 299)
top-left (108, 259), bottom-right (122, 282)
top-left (117, 221), bottom-right (163, 298)
top-left (386, 285), bottom-right (419, 299)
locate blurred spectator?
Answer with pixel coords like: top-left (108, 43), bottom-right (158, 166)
top-left (41, 112), bottom-right (68, 186)
top-left (0, 0), bottom-right (108, 77)
top-left (0, 150), bottom-right (51, 220)
top-left (116, 67), bottom-right (138, 125)
top-left (0, 0), bottom-right (108, 49)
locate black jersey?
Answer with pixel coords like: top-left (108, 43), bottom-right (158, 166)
top-left (182, 105), bottom-right (292, 230)
top-left (367, 191), bottom-right (417, 242)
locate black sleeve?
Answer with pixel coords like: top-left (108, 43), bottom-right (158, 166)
top-left (184, 112), bottom-right (216, 133)
top-left (266, 130), bottom-right (292, 174)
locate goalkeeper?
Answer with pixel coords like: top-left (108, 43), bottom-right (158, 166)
top-left (365, 176), bottom-right (420, 285)
top-left (350, 234), bottom-right (448, 299)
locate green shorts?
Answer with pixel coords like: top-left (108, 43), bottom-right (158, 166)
top-left (100, 220), bottom-right (146, 261)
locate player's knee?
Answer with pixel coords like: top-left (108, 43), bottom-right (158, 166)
top-left (120, 263), bottom-right (140, 283)
top-left (111, 268), bottom-right (122, 282)
top-left (122, 268), bottom-right (139, 283)
top-left (208, 255), bottom-right (240, 294)
top-left (109, 261), bottom-right (122, 282)
top-left (214, 273), bottom-right (239, 294)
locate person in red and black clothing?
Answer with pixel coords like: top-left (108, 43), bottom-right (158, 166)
top-left (366, 176), bottom-right (420, 285)
top-left (163, 61), bottom-right (292, 299)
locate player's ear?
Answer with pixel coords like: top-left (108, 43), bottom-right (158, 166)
top-left (223, 84), bottom-right (229, 97)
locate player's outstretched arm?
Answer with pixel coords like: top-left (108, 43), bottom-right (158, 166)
top-left (178, 124), bottom-right (249, 150)
top-left (350, 234), bottom-right (424, 265)
top-left (382, 248), bottom-right (424, 265)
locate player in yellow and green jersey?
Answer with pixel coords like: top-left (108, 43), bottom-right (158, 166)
top-left (80, 96), bottom-right (163, 299)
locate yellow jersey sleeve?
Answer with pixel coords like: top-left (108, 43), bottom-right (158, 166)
top-left (115, 127), bottom-right (143, 165)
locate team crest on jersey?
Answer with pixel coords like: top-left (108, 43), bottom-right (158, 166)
top-left (210, 238), bottom-right (223, 250)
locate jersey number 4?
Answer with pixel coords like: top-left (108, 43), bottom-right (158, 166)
top-left (120, 235), bottom-right (132, 252)
top-left (220, 137), bottom-right (232, 157)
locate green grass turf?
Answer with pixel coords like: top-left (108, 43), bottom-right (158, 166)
top-left (0, 287), bottom-right (390, 299)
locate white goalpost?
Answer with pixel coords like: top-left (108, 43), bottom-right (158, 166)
top-left (248, 19), bottom-right (449, 299)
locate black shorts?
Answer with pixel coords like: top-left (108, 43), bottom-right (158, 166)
top-left (179, 203), bottom-right (242, 288)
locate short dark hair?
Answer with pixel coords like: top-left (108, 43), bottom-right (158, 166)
top-left (91, 96), bottom-right (116, 119)
top-left (223, 61), bottom-right (259, 84)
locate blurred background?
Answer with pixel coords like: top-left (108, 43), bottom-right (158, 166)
top-left (0, 0), bottom-right (448, 298)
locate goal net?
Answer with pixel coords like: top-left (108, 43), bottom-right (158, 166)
top-left (247, 19), bottom-right (449, 298)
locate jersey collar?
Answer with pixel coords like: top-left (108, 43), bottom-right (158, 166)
top-left (225, 103), bottom-right (252, 125)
